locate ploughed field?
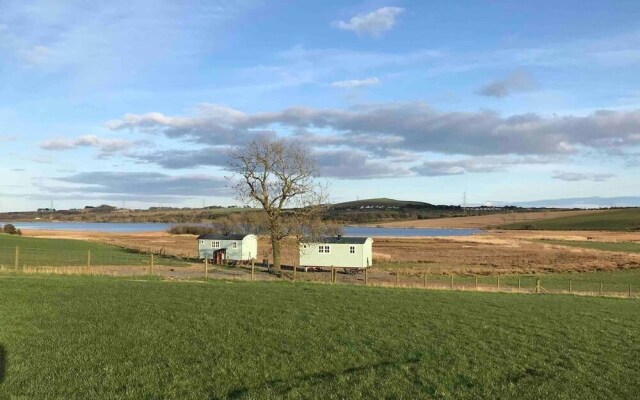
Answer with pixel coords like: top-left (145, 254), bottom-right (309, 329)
top-left (0, 275), bottom-right (638, 399)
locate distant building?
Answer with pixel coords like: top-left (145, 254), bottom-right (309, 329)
top-left (299, 236), bottom-right (373, 269)
top-left (37, 208), bottom-right (55, 213)
top-left (197, 234), bottom-right (258, 264)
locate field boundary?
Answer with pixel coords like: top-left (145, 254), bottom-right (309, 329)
top-left (1, 263), bottom-right (637, 300)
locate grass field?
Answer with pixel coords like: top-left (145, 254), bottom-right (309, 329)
top-left (538, 239), bottom-right (640, 254)
top-left (0, 275), bottom-right (638, 399)
top-left (0, 234), bottom-right (186, 267)
top-left (500, 208), bottom-right (640, 231)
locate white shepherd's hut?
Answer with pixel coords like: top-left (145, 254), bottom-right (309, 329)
top-left (299, 236), bottom-right (373, 269)
top-left (197, 234), bottom-right (258, 264)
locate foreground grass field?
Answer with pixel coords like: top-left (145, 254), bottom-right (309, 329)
top-left (500, 208), bottom-right (640, 231)
top-left (0, 234), bottom-right (186, 267)
top-left (0, 275), bottom-right (638, 399)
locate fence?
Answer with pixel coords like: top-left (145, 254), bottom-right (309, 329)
top-left (0, 246), bottom-right (184, 275)
top-left (0, 245), bottom-right (637, 299)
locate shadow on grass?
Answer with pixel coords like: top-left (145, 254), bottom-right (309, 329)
top-left (0, 345), bottom-right (6, 383)
top-left (218, 355), bottom-right (422, 399)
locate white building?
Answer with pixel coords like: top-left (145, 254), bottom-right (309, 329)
top-left (299, 236), bottom-right (373, 269)
top-left (197, 234), bottom-right (258, 264)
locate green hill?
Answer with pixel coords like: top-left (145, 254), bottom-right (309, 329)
top-left (332, 197), bottom-right (435, 209)
top-left (500, 208), bottom-right (640, 231)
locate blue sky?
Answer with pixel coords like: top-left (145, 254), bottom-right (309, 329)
top-left (2, 0), bottom-right (640, 211)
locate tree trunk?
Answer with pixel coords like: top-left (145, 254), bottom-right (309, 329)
top-left (271, 237), bottom-right (282, 272)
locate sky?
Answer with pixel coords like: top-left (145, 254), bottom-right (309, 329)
top-left (2, 0), bottom-right (640, 211)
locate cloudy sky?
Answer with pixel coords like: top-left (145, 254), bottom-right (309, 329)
top-left (2, 0), bottom-right (640, 211)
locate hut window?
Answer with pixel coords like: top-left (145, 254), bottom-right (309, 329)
top-left (232, 241), bottom-right (237, 249)
top-left (349, 246), bottom-right (355, 254)
top-left (319, 245), bottom-right (330, 254)
top-left (212, 241), bottom-right (220, 248)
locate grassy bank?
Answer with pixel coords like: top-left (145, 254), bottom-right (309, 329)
top-left (0, 275), bottom-right (639, 399)
top-left (537, 239), bottom-right (640, 254)
top-left (499, 208), bottom-right (640, 231)
top-left (0, 234), bottom-right (186, 267)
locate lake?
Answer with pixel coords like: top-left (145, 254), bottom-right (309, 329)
top-left (0, 221), bottom-right (482, 237)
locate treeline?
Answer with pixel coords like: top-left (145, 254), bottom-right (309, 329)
top-left (169, 212), bottom-right (343, 238)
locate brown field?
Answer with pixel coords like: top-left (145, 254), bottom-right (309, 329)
top-left (22, 228), bottom-right (640, 278)
top-left (378, 209), bottom-right (608, 228)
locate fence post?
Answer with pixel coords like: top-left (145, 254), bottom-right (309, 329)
top-left (423, 274), bottom-right (427, 288)
top-left (629, 285), bottom-right (632, 299)
top-left (497, 277), bottom-right (500, 290)
top-left (251, 260), bottom-right (255, 281)
top-left (331, 266), bottom-right (335, 284)
top-left (475, 275), bottom-right (478, 290)
top-left (518, 277), bottom-right (521, 291)
top-left (87, 250), bottom-right (91, 272)
top-left (599, 282), bottom-right (603, 296)
top-left (150, 254), bottom-right (154, 275)
top-left (395, 272), bottom-right (399, 286)
top-left (293, 263), bottom-right (296, 282)
top-left (365, 268), bottom-right (368, 286)
top-left (14, 246), bottom-right (19, 270)
top-left (204, 257), bottom-right (208, 279)
top-left (450, 274), bottom-right (453, 289)
top-left (569, 279), bottom-right (572, 294)
top-left (535, 278), bottom-right (541, 294)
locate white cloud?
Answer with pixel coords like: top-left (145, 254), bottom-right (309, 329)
top-left (39, 135), bottom-right (138, 156)
top-left (330, 77), bottom-right (380, 89)
top-left (334, 7), bottom-right (404, 37)
top-left (551, 171), bottom-right (615, 182)
top-left (108, 102), bottom-right (640, 157)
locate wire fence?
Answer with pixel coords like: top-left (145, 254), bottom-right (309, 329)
top-left (0, 245), bottom-right (637, 299)
top-left (0, 246), bottom-right (187, 271)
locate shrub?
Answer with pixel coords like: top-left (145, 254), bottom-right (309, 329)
top-left (2, 224), bottom-right (22, 235)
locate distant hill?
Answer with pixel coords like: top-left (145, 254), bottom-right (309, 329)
top-left (332, 198), bottom-right (435, 209)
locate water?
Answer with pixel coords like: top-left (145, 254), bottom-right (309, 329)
top-left (0, 221), bottom-right (482, 237)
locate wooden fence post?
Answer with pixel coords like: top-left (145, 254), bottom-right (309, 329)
top-left (331, 266), bottom-right (335, 284)
top-left (569, 279), bottom-right (572, 294)
top-left (395, 272), bottom-right (399, 286)
top-left (365, 268), bottom-right (368, 286)
top-left (15, 246), bottom-right (19, 270)
top-left (87, 250), bottom-right (91, 273)
top-left (251, 259), bottom-right (255, 281)
top-left (423, 274), bottom-right (427, 288)
top-left (497, 276), bottom-right (500, 290)
top-left (293, 263), bottom-right (296, 282)
top-left (629, 285), bottom-right (632, 299)
top-left (535, 278), bottom-right (541, 294)
top-left (150, 254), bottom-right (154, 275)
top-left (450, 274), bottom-right (453, 289)
top-left (475, 275), bottom-right (478, 290)
top-left (518, 277), bottom-right (521, 291)
top-left (204, 257), bottom-right (208, 279)
top-left (599, 282), bottom-right (603, 296)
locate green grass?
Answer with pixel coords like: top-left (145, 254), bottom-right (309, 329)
top-left (0, 275), bottom-right (639, 399)
top-left (536, 239), bottom-right (640, 254)
top-left (499, 208), bottom-right (640, 231)
top-left (0, 234), bottom-right (186, 267)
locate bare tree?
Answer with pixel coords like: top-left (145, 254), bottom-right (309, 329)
top-left (227, 137), bottom-right (327, 272)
